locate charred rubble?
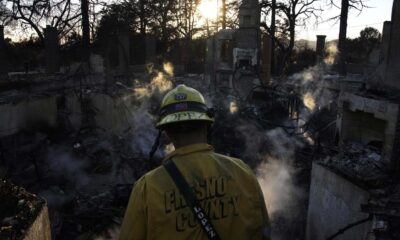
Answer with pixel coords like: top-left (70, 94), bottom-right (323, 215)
top-left (0, 64), bottom-right (333, 239)
top-left (0, 180), bottom-right (50, 240)
top-left (306, 1), bottom-right (400, 237)
top-left (0, 0), bottom-right (400, 240)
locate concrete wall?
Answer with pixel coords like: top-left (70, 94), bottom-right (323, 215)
top-left (0, 25), bottom-right (6, 75)
top-left (236, 0), bottom-right (260, 49)
top-left (215, 29), bottom-right (234, 68)
top-left (44, 26), bottom-right (60, 73)
top-left (260, 33), bottom-right (272, 84)
top-left (316, 35), bottom-right (326, 64)
top-left (341, 108), bottom-right (387, 144)
top-left (66, 93), bottom-right (134, 134)
top-left (23, 204), bottom-right (51, 240)
top-left (0, 97), bottom-right (57, 137)
top-left (234, 28), bottom-right (259, 49)
top-left (306, 163), bottom-right (372, 240)
top-left (339, 92), bottom-right (399, 165)
top-left (380, 21), bottom-right (391, 65)
top-left (0, 93), bottom-right (135, 138)
top-left (384, 0), bottom-right (400, 90)
top-left (238, 0), bottom-right (260, 29)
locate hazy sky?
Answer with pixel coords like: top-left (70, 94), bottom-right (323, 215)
top-left (296, 0), bottom-right (394, 40)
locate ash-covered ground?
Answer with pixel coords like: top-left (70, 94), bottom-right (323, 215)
top-left (0, 62), bottom-right (338, 240)
top-left (0, 180), bottom-right (45, 240)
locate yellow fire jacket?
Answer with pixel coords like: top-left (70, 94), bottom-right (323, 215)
top-left (119, 143), bottom-right (271, 240)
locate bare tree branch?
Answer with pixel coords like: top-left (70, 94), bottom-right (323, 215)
top-left (260, 0), bottom-right (322, 74)
top-left (3, 0), bottom-right (81, 42)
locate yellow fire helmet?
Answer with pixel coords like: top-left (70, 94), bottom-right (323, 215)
top-left (157, 84), bottom-right (214, 128)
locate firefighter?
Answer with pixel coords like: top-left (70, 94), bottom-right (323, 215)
top-left (119, 84), bottom-right (271, 240)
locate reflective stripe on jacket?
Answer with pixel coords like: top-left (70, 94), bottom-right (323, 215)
top-left (119, 143), bottom-right (271, 240)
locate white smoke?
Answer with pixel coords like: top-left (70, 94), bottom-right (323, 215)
top-left (303, 92), bottom-right (316, 111)
top-left (130, 104), bottom-right (160, 156)
top-left (38, 149), bottom-right (90, 209)
top-left (94, 226), bottom-right (120, 240)
top-left (163, 62), bottom-right (174, 77)
top-left (229, 101), bottom-right (238, 114)
top-left (128, 63), bottom-right (174, 157)
top-left (133, 72), bottom-right (172, 100)
top-left (235, 122), bottom-right (266, 165)
top-left (324, 42), bottom-right (338, 66)
top-left (235, 122), bottom-right (305, 221)
top-left (256, 128), bottom-right (304, 219)
top-left (46, 148), bottom-right (90, 188)
top-left (288, 41), bottom-right (338, 120)
top-left (289, 67), bottom-right (335, 120)
top-left (164, 143), bottom-right (175, 155)
top-left (90, 62), bottom-right (175, 240)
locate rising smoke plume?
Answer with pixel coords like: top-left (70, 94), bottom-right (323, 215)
top-left (94, 226), bottom-right (120, 240)
top-left (256, 128), bottom-right (304, 218)
top-left (252, 42), bottom-right (340, 238)
top-left (324, 42), bottom-right (338, 66)
top-left (289, 42), bottom-right (338, 120)
top-left (129, 63), bottom-right (174, 157)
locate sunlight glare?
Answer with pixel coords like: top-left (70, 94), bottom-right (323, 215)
top-left (198, 0), bottom-right (219, 20)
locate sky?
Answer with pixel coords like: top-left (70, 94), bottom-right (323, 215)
top-left (3, 0), bottom-right (394, 42)
top-left (296, 0), bottom-right (394, 40)
top-left (199, 0), bottom-right (394, 40)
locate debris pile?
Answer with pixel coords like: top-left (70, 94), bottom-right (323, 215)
top-left (0, 180), bottom-right (45, 240)
top-left (0, 70), bottom-right (337, 239)
top-left (0, 125), bottom-right (164, 239)
top-left (322, 141), bottom-right (389, 185)
top-left (360, 184), bottom-right (400, 238)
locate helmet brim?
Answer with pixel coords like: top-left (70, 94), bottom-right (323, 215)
top-left (157, 111), bottom-right (214, 128)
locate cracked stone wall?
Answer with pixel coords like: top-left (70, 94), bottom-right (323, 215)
top-left (0, 97), bottom-right (58, 138)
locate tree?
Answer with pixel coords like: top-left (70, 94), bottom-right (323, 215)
top-left (270, 0), bottom-right (276, 73)
top-left (222, 0), bottom-right (240, 29)
top-left (330, 0), bottom-right (368, 75)
top-left (149, 0), bottom-right (177, 49)
top-left (359, 26), bottom-right (380, 41)
top-left (345, 27), bottom-right (381, 64)
top-left (82, 0), bottom-right (90, 62)
top-left (3, 0), bottom-right (81, 43)
top-left (96, 2), bottom-right (138, 41)
top-left (221, 0), bottom-right (226, 29)
top-left (260, 0), bottom-right (322, 74)
top-left (138, 0), bottom-right (146, 35)
top-left (0, 1), bottom-right (10, 24)
top-left (175, 0), bottom-right (201, 40)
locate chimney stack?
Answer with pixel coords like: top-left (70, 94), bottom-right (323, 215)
top-left (44, 26), bottom-right (60, 73)
top-left (316, 35), bottom-right (326, 64)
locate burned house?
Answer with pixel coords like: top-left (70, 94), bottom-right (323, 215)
top-left (306, 1), bottom-right (400, 239)
top-left (205, 0), bottom-right (271, 98)
top-left (1, 0), bottom-right (399, 239)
